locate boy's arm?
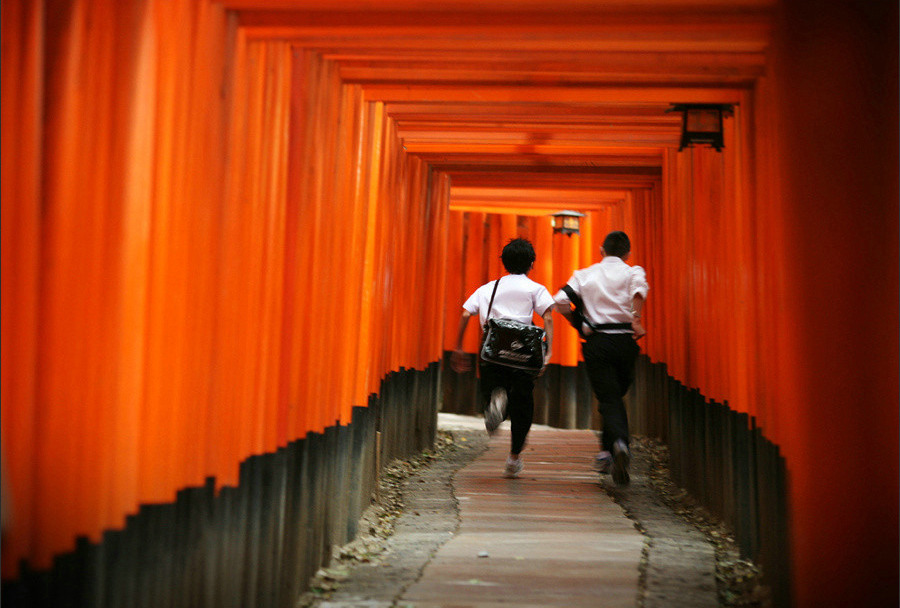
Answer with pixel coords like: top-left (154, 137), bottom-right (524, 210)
top-left (631, 294), bottom-right (646, 339)
top-left (554, 286), bottom-right (591, 337)
top-left (554, 299), bottom-right (576, 325)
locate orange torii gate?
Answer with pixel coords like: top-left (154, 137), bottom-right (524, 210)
top-left (1, 1), bottom-right (896, 606)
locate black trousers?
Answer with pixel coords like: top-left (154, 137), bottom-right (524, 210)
top-left (582, 333), bottom-right (639, 451)
top-left (478, 362), bottom-right (535, 455)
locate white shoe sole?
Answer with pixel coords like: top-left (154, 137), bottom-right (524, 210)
top-left (485, 388), bottom-right (507, 435)
top-left (503, 464), bottom-right (523, 478)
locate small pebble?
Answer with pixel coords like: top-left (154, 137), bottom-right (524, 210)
top-left (477, 550), bottom-right (489, 558)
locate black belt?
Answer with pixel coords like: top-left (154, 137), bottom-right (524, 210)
top-left (588, 322), bottom-right (633, 332)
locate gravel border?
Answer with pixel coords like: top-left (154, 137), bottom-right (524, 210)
top-left (623, 436), bottom-right (772, 608)
top-left (298, 430), bottom-right (489, 607)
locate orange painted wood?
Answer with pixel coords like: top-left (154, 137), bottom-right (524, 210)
top-left (2, 2), bottom-right (896, 604)
top-left (1, 0), bottom-right (43, 576)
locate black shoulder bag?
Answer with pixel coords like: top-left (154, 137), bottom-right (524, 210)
top-left (479, 277), bottom-right (547, 372)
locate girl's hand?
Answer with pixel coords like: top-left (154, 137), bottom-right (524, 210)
top-left (451, 349), bottom-right (471, 372)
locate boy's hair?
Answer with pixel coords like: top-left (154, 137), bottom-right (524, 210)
top-left (501, 238), bottom-right (536, 274)
top-left (602, 231), bottom-right (631, 258)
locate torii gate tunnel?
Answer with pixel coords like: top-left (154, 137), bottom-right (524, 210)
top-left (1, 1), bottom-right (897, 607)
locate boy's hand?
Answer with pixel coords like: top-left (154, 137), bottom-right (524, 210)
top-left (632, 320), bottom-right (646, 340)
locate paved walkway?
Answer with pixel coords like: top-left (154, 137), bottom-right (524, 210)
top-left (313, 415), bottom-right (720, 608)
top-left (398, 421), bottom-right (644, 607)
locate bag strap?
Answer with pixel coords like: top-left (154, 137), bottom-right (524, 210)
top-left (560, 284), bottom-right (586, 336)
top-left (561, 285), bottom-right (584, 315)
top-left (483, 276), bottom-right (502, 328)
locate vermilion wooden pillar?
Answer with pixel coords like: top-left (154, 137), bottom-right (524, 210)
top-left (766, 1), bottom-right (898, 605)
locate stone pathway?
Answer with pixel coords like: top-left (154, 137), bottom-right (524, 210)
top-left (401, 428), bottom-right (644, 607)
top-left (308, 414), bottom-right (722, 608)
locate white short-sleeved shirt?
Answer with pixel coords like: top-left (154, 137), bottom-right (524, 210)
top-left (463, 274), bottom-right (555, 327)
top-left (553, 256), bottom-right (649, 333)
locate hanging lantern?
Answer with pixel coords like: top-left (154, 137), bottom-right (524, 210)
top-left (669, 103), bottom-right (734, 152)
top-left (551, 210), bottom-right (586, 237)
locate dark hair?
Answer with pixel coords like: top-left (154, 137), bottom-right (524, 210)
top-left (602, 231), bottom-right (631, 258)
top-left (501, 238), bottom-right (536, 274)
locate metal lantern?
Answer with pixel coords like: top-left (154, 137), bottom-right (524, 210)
top-left (669, 103), bottom-right (734, 152)
top-left (551, 210), bottom-right (586, 237)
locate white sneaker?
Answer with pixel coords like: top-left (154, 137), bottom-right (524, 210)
top-left (484, 387), bottom-right (507, 435)
top-left (503, 457), bottom-right (523, 478)
top-left (612, 439), bottom-right (631, 486)
top-left (593, 451), bottom-right (613, 474)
